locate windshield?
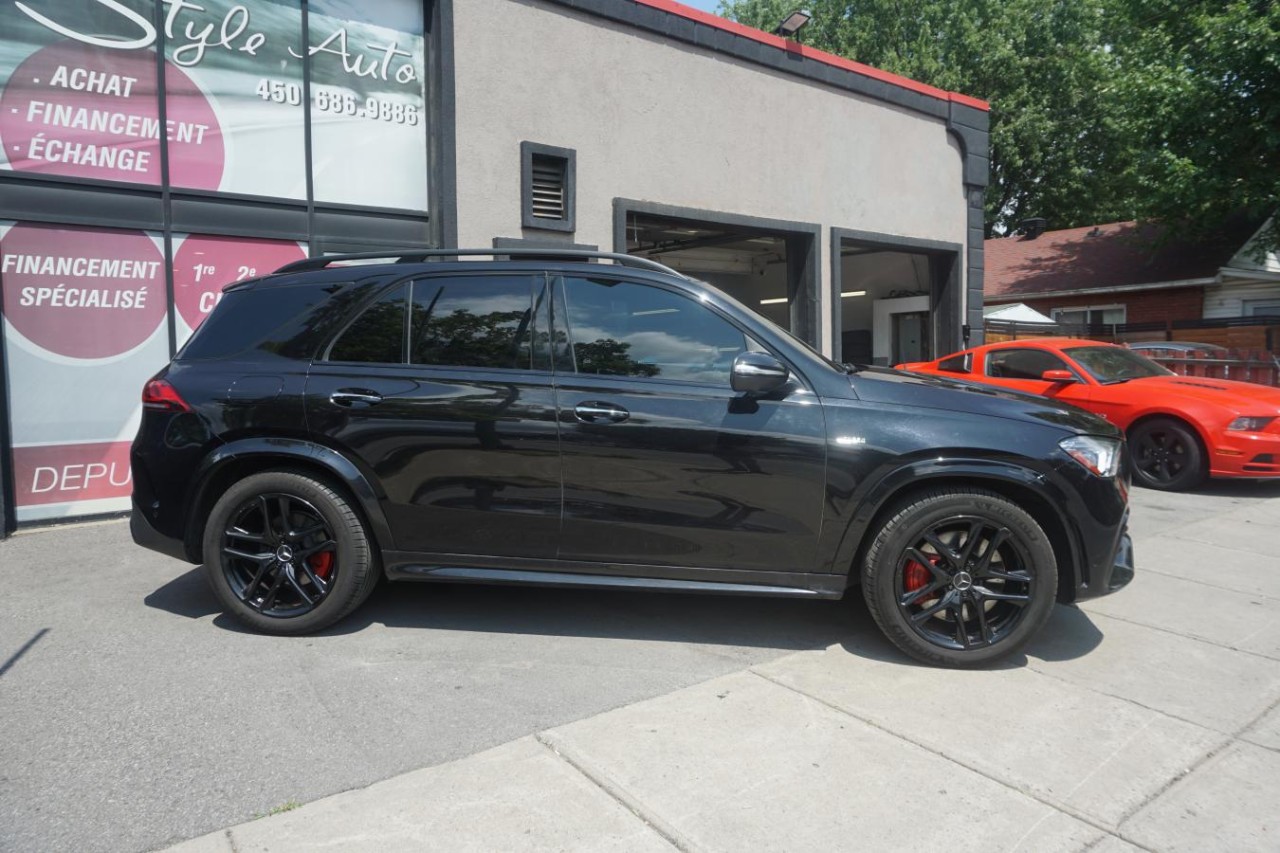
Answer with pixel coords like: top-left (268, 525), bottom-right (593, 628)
top-left (1066, 346), bottom-right (1172, 383)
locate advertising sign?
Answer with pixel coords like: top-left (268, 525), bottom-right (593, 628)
top-left (0, 0), bottom-right (427, 207)
top-left (1, 220), bottom-right (169, 522)
top-left (172, 232), bottom-right (307, 342)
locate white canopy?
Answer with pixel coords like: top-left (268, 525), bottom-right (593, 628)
top-left (983, 303), bottom-right (1057, 324)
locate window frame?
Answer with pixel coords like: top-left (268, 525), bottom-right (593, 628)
top-left (322, 272), bottom-right (552, 373)
top-left (983, 347), bottom-right (1082, 382)
top-left (1050, 303), bottom-right (1127, 326)
top-left (550, 273), bottom-right (789, 390)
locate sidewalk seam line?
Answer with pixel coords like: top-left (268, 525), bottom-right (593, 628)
top-left (1076, 609), bottom-right (1280, 664)
top-left (1022, 663), bottom-right (1244, 736)
top-left (1132, 566), bottom-right (1280, 604)
top-left (533, 731), bottom-right (692, 853)
top-left (748, 669), bottom-right (1157, 852)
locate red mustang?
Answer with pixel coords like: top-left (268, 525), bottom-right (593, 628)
top-left (898, 338), bottom-right (1280, 491)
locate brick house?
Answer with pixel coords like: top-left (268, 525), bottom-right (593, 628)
top-left (983, 219), bottom-right (1278, 330)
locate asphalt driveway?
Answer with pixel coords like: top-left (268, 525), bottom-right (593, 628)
top-left (3, 479), bottom-right (1279, 852)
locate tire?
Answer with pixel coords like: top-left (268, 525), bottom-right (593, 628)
top-left (1128, 418), bottom-right (1206, 491)
top-left (203, 470), bottom-right (380, 635)
top-left (861, 488), bottom-right (1058, 668)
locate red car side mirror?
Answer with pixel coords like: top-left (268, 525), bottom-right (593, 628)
top-left (1041, 369), bottom-right (1076, 383)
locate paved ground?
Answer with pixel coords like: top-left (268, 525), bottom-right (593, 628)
top-left (3, 480), bottom-right (1279, 852)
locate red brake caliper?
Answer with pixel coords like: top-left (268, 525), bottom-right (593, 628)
top-left (307, 551), bottom-right (334, 580)
top-left (904, 559), bottom-right (931, 593)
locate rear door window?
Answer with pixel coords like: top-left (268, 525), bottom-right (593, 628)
top-left (410, 275), bottom-right (545, 370)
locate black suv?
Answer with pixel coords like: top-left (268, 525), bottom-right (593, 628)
top-left (131, 249), bottom-right (1133, 666)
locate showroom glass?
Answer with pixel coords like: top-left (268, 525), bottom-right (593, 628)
top-left (410, 276), bottom-right (539, 369)
top-left (1067, 346), bottom-right (1172, 383)
top-left (986, 349), bottom-right (1076, 381)
top-left (559, 277), bottom-right (755, 385)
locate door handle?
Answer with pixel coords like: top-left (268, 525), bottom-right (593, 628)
top-left (329, 389), bottom-right (384, 407)
top-left (574, 401), bottom-right (629, 424)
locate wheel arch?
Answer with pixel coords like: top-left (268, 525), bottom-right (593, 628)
top-left (836, 461), bottom-right (1083, 603)
top-left (1125, 410), bottom-right (1212, 457)
top-left (182, 438), bottom-right (394, 564)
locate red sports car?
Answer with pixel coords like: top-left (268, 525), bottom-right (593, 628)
top-left (898, 338), bottom-right (1280, 491)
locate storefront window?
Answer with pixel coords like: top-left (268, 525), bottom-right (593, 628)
top-left (0, 0), bottom-right (163, 186)
top-left (172, 233), bottom-right (308, 343)
top-left (1, 221), bottom-right (170, 522)
top-left (162, 0), bottom-right (307, 198)
top-left (307, 0), bottom-right (428, 210)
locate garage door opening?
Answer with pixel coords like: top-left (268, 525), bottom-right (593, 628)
top-left (616, 203), bottom-right (820, 349)
top-left (832, 231), bottom-right (962, 366)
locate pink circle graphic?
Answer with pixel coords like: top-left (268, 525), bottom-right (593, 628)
top-left (174, 235), bottom-right (307, 330)
top-left (1, 222), bottom-right (167, 359)
top-left (0, 41), bottom-right (224, 188)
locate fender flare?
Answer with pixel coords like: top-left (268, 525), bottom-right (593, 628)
top-left (184, 437), bottom-right (396, 559)
top-left (828, 456), bottom-right (1082, 587)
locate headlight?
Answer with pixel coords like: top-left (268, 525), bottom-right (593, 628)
top-left (1227, 417), bottom-right (1275, 432)
top-left (1060, 435), bottom-right (1122, 478)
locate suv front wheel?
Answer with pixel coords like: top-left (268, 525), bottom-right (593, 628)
top-left (203, 470), bottom-right (380, 634)
top-left (861, 488), bottom-right (1058, 667)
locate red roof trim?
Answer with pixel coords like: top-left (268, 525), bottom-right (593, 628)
top-left (634, 0), bottom-right (990, 112)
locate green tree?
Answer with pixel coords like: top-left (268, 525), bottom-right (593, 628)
top-left (721, 0), bottom-right (1279, 246)
top-left (1107, 0), bottom-right (1280, 248)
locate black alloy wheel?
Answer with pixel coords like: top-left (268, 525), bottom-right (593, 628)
top-left (203, 470), bottom-right (380, 634)
top-left (221, 493), bottom-right (338, 618)
top-left (895, 517), bottom-right (1034, 652)
top-left (1129, 418), bottom-right (1206, 492)
top-left (862, 489), bottom-right (1057, 667)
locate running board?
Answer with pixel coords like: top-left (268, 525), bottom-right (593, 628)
top-left (397, 566), bottom-right (844, 598)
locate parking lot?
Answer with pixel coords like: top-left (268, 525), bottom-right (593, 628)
top-left (2, 480), bottom-right (1280, 852)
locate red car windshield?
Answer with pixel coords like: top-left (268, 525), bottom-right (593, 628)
top-left (1066, 346), bottom-right (1173, 384)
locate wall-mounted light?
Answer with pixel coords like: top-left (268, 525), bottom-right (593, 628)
top-left (840, 290), bottom-right (867, 298)
top-left (760, 297), bottom-right (788, 305)
top-left (773, 10), bottom-right (811, 38)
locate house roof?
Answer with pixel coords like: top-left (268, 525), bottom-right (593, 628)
top-left (984, 221), bottom-right (1249, 301)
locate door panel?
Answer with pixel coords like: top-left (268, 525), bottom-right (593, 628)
top-left (305, 273), bottom-right (561, 557)
top-left (555, 376), bottom-right (826, 571)
top-left (553, 275), bottom-right (826, 573)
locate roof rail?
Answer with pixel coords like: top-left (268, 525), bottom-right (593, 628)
top-left (272, 248), bottom-right (686, 278)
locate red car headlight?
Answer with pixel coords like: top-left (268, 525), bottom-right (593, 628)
top-left (1227, 417), bottom-right (1276, 432)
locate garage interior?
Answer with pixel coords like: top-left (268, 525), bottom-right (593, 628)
top-left (836, 235), bottom-right (960, 366)
top-left (623, 211), bottom-right (806, 341)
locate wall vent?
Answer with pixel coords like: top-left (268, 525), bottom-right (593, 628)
top-left (521, 142), bottom-right (576, 233)
top-left (530, 155), bottom-right (567, 221)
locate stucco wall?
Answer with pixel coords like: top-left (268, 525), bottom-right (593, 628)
top-left (449, 0), bottom-right (969, 351)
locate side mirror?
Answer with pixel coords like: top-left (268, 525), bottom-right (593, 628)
top-left (1041, 369), bottom-right (1076, 383)
top-left (731, 352), bottom-right (790, 395)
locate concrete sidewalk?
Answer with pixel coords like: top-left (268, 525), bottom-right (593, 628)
top-left (168, 482), bottom-right (1280, 853)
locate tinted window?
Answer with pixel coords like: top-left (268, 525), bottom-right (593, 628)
top-left (179, 280), bottom-right (351, 360)
top-left (411, 275), bottom-right (538, 370)
top-left (560, 277), bottom-right (751, 385)
top-left (329, 284), bottom-right (408, 364)
top-left (986, 348), bottom-right (1072, 380)
top-left (1066, 346), bottom-right (1171, 383)
top-left (937, 352), bottom-right (972, 373)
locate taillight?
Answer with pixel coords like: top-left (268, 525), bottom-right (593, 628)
top-left (142, 378), bottom-right (191, 412)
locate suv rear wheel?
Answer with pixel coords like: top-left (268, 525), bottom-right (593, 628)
top-left (861, 489), bottom-right (1057, 667)
top-left (203, 470), bottom-right (380, 634)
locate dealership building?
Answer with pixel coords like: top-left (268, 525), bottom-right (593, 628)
top-left (0, 0), bottom-right (989, 533)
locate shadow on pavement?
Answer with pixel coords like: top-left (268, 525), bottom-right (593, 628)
top-left (144, 567), bottom-right (1105, 664)
top-left (1157, 478), bottom-right (1280, 499)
